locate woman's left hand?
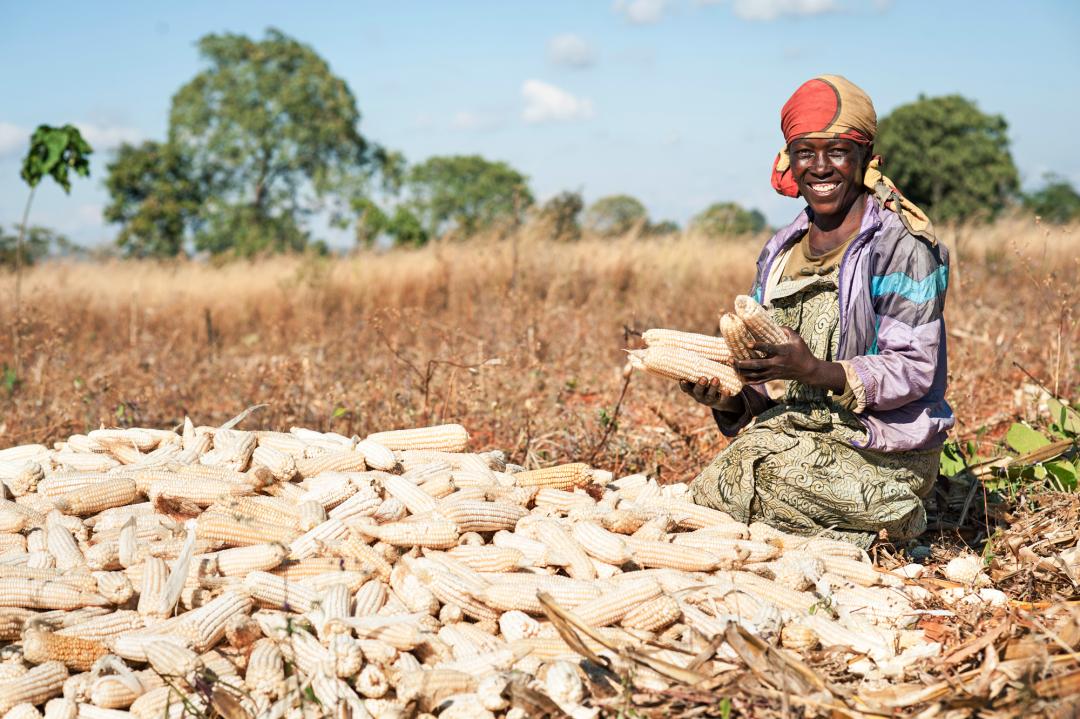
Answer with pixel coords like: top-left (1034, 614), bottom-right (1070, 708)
top-left (734, 327), bottom-right (821, 385)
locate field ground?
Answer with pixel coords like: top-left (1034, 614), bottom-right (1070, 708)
top-left (1, 215), bottom-right (1079, 717)
top-left (1, 216), bottom-right (1076, 481)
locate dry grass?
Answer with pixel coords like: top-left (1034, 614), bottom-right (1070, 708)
top-left (1, 214), bottom-right (1077, 482)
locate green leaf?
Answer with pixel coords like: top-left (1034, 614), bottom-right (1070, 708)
top-left (1033, 464), bottom-right (1048, 480)
top-left (718, 697), bottom-right (732, 719)
top-left (1005, 422), bottom-right (1051, 454)
top-left (332, 406), bottom-right (347, 419)
top-left (939, 441), bottom-right (968, 477)
top-left (1046, 460), bottom-right (1078, 491)
top-left (1049, 398), bottom-right (1080, 434)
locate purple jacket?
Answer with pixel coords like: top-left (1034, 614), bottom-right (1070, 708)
top-left (715, 198), bottom-right (954, 452)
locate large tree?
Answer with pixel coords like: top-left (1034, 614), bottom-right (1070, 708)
top-left (168, 28), bottom-right (373, 255)
top-left (104, 141), bottom-right (204, 257)
top-left (1023, 174), bottom-right (1080, 224)
top-left (876, 95), bottom-right (1019, 223)
top-left (691, 202), bottom-right (766, 238)
top-left (583, 194), bottom-right (647, 237)
top-left (407, 155), bottom-right (532, 238)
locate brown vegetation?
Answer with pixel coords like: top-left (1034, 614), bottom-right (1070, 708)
top-left (1, 216), bottom-right (1076, 482)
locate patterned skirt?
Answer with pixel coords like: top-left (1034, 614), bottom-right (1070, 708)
top-left (689, 402), bottom-right (940, 549)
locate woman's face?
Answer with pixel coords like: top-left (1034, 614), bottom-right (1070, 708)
top-left (788, 137), bottom-right (868, 218)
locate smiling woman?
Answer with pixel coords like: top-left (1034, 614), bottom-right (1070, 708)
top-left (683, 75), bottom-right (952, 549)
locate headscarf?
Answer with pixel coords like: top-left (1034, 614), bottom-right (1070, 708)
top-left (770, 75), bottom-right (935, 243)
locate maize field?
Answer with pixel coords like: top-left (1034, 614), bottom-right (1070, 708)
top-left (0, 222), bottom-right (1077, 716)
top-left (0, 416), bottom-right (1073, 719)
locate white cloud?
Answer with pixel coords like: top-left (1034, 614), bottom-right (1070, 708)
top-left (521, 80), bottom-right (594, 124)
top-left (700, 0), bottom-right (841, 20)
top-left (450, 111), bottom-right (503, 132)
top-left (548, 33), bottom-right (595, 69)
top-left (74, 122), bottom-right (143, 151)
top-left (613, 0), bottom-right (671, 24)
top-left (0, 122), bottom-right (29, 159)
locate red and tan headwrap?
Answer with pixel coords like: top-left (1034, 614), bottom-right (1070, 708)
top-left (771, 75), bottom-right (935, 242)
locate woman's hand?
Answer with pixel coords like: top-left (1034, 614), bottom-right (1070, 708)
top-left (678, 377), bottom-right (743, 412)
top-left (735, 327), bottom-right (846, 393)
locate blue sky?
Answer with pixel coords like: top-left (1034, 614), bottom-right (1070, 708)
top-left (1, 0), bottom-right (1078, 247)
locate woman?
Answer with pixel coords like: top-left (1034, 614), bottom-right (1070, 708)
top-left (685, 75), bottom-right (952, 548)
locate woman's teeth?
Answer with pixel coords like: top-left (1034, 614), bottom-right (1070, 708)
top-left (810, 182), bottom-right (840, 194)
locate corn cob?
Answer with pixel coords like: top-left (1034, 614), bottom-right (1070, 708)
top-left (642, 328), bottom-right (734, 364)
top-left (418, 567), bottom-right (498, 622)
top-left (145, 641), bottom-right (200, 681)
top-left (52, 454), bottom-right (119, 474)
top-left (309, 672), bottom-right (366, 717)
top-left (288, 518), bottom-right (349, 560)
top-left (43, 525), bottom-right (85, 572)
top-left (0, 581), bottom-right (107, 611)
top-left (358, 519), bottom-right (459, 549)
top-left (195, 511), bottom-right (294, 548)
top-left (562, 578), bottom-right (662, 628)
top-left (480, 576), bottom-right (600, 614)
top-left (437, 500), bottom-right (526, 533)
top-left (243, 572), bottom-right (318, 613)
top-left (129, 685), bottom-right (202, 719)
top-left (620, 594), bottom-right (681, 632)
top-left (381, 475), bottom-right (438, 516)
top-left (719, 312), bottom-right (763, 362)
top-left (0, 661), bottom-right (68, 714)
top-left (295, 450), bottom-right (366, 479)
top-left (170, 592), bottom-right (252, 652)
top-left (20, 628), bottom-right (107, 671)
top-left (37, 475), bottom-right (120, 500)
top-left (4, 703), bottom-right (42, 719)
top-left (627, 346), bottom-right (743, 394)
top-left (326, 486), bottom-right (382, 522)
top-left (354, 440), bottom-right (397, 471)
top-left (734, 294), bottom-right (787, 345)
top-left (366, 424), bottom-right (470, 453)
top-left (147, 478), bottom-right (253, 507)
top-left (88, 429), bottom-right (158, 452)
top-left (395, 669), bottom-right (476, 712)
top-left (669, 535), bottom-right (779, 563)
top-left (372, 497), bottom-right (407, 523)
top-left (3, 463), bottom-right (43, 498)
top-left (445, 546), bottom-right (524, 573)
top-left (43, 698), bottom-right (77, 719)
top-left (328, 533), bottom-right (392, 580)
top-left (214, 543), bottom-right (288, 577)
top-left (250, 446), bottom-right (297, 482)
top-left (55, 612), bottom-right (144, 642)
top-left (353, 579), bottom-right (387, 616)
top-left (244, 639), bottom-right (284, 697)
top-left (298, 475), bottom-right (358, 511)
top-left (511, 463), bottom-right (591, 491)
top-left (271, 557), bottom-right (368, 582)
top-left (534, 488), bottom-right (596, 513)
top-left (647, 498), bottom-right (736, 529)
top-left (571, 521), bottom-right (632, 566)
top-left (530, 519), bottom-right (595, 580)
top-left (52, 480), bottom-right (138, 518)
top-left (87, 671), bottom-right (162, 710)
top-left (723, 571), bottom-right (817, 613)
top-left (418, 475), bottom-right (457, 499)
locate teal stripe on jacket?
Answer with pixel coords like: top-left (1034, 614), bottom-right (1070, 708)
top-left (870, 265), bottom-right (948, 304)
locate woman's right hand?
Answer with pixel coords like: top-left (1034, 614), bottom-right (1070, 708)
top-left (678, 377), bottom-right (742, 411)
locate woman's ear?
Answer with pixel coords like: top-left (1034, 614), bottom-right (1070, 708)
top-left (863, 143), bottom-right (875, 170)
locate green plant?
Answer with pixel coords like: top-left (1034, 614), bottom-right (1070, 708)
top-left (876, 94), bottom-right (1019, 222)
top-left (14, 124), bottom-right (92, 375)
top-left (584, 194), bottom-right (647, 237)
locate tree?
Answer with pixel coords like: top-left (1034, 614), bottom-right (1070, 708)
top-left (407, 155), bottom-right (532, 239)
top-left (583, 195), bottom-right (648, 237)
top-left (385, 207), bottom-right (428, 247)
top-left (691, 202), bottom-right (767, 237)
top-left (647, 220), bottom-right (680, 236)
top-left (1023, 174), bottom-right (1080, 224)
top-left (876, 95), bottom-right (1019, 222)
top-left (0, 225), bottom-right (72, 266)
top-left (168, 28), bottom-right (373, 255)
top-left (104, 141), bottom-right (205, 257)
top-left (537, 191), bottom-right (584, 241)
